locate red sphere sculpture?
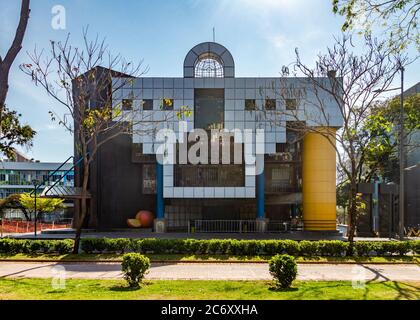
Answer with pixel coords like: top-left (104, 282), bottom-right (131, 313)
top-left (135, 210), bottom-right (154, 228)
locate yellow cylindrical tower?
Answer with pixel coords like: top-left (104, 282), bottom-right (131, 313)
top-left (302, 128), bottom-right (337, 231)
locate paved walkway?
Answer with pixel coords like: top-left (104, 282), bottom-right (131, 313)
top-left (0, 262), bottom-right (418, 281)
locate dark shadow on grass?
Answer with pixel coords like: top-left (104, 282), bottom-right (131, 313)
top-left (375, 281), bottom-right (420, 300)
top-left (110, 281), bottom-right (151, 292)
top-left (268, 286), bottom-right (299, 292)
top-left (109, 285), bottom-right (141, 292)
top-left (268, 282), bottom-right (299, 292)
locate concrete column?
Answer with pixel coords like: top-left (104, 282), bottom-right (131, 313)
top-left (302, 128), bottom-right (337, 231)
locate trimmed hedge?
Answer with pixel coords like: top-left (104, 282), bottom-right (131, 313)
top-left (0, 239), bottom-right (74, 255)
top-left (78, 238), bottom-right (420, 257)
top-left (1, 238), bottom-right (419, 257)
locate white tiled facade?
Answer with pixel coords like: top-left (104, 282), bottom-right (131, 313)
top-left (112, 42), bottom-right (342, 199)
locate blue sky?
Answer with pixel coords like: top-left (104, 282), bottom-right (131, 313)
top-left (0, 0), bottom-right (419, 162)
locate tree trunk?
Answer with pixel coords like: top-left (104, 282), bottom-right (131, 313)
top-left (0, 70), bottom-right (9, 109)
top-left (0, 0), bottom-right (30, 108)
top-left (72, 157), bottom-right (89, 254)
top-left (346, 183), bottom-right (358, 255)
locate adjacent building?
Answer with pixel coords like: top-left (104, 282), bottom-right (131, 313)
top-left (0, 161), bottom-right (74, 199)
top-left (404, 82), bottom-right (420, 228)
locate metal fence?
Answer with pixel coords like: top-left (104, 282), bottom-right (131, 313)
top-left (188, 220), bottom-right (293, 233)
top-left (189, 220), bottom-right (258, 233)
top-left (0, 218), bottom-right (73, 235)
top-left (267, 221), bottom-right (290, 232)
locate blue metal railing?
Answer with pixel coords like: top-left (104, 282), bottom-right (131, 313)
top-left (29, 155), bottom-right (85, 236)
top-left (40, 156), bottom-right (85, 197)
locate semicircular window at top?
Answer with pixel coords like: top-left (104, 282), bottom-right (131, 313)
top-left (194, 53), bottom-right (224, 78)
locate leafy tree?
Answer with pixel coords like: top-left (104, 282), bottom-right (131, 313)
top-left (0, 194), bottom-right (29, 220)
top-left (333, 0), bottom-right (420, 52)
top-left (0, 0), bottom-right (35, 159)
top-left (0, 106), bottom-right (35, 159)
top-left (19, 193), bottom-right (64, 217)
top-left (363, 93), bottom-right (420, 182)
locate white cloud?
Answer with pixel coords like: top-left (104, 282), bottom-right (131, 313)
top-left (266, 34), bottom-right (291, 49)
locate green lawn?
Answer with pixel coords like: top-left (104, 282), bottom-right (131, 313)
top-left (0, 253), bottom-right (418, 264)
top-left (0, 279), bottom-right (418, 300)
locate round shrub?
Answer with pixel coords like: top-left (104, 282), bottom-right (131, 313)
top-left (52, 240), bottom-right (74, 254)
top-left (355, 242), bottom-right (376, 256)
top-left (0, 239), bottom-right (28, 254)
top-left (121, 253), bottom-right (151, 288)
top-left (380, 241), bottom-right (411, 256)
top-left (299, 241), bottom-right (319, 256)
top-left (262, 240), bottom-right (279, 255)
top-left (196, 240), bottom-right (209, 255)
top-left (184, 239), bottom-right (200, 254)
top-left (128, 239), bottom-right (143, 253)
top-left (141, 238), bottom-right (166, 254)
top-left (269, 254), bottom-right (298, 289)
top-left (317, 240), bottom-right (348, 257)
top-left (0, 239), bottom-right (14, 253)
top-left (281, 240), bottom-right (300, 256)
top-left (80, 238), bottom-right (105, 254)
top-left (39, 240), bottom-right (52, 254)
top-left (28, 240), bottom-right (43, 254)
top-left (105, 238), bottom-right (130, 254)
top-left (218, 240), bottom-right (231, 254)
top-left (410, 240), bottom-right (420, 254)
top-left (227, 240), bottom-right (241, 255)
top-left (207, 239), bottom-right (223, 254)
top-left (168, 239), bottom-right (187, 254)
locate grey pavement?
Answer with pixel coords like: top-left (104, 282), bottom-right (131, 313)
top-left (0, 262), bottom-right (419, 281)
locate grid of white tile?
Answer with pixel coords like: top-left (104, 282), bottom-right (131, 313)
top-left (113, 76), bottom-right (343, 199)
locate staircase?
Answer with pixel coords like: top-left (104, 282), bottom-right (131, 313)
top-left (31, 156), bottom-right (90, 199)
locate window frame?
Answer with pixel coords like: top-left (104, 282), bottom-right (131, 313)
top-left (285, 98), bottom-right (297, 110)
top-left (122, 99), bottom-right (133, 111)
top-left (162, 98), bottom-right (174, 111)
top-left (142, 99), bottom-right (153, 111)
top-left (265, 99), bottom-right (276, 111)
top-left (245, 99), bottom-right (257, 111)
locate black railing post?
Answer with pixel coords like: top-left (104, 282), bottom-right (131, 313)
top-left (34, 182), bottom-right (37, 237)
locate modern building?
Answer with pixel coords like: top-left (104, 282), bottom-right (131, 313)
top-left (0, 154), bottom-right (75, 221)
top-left (77, 42), bottom-right (343, 232)
top-left (356, 82), bottom-right (420, 236)
top-left (0, 161), bottom-right (74, 199)
top-left (404, 82), bottom-right (420, 228)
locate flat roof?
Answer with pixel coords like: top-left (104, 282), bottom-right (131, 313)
top-left (0, 162), bottom-right (74, 171)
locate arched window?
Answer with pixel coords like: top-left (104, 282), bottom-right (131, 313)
top-left (194, 53), bottom-right (224, 78)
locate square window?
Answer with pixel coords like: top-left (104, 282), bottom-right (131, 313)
top-left (122, 99), bottom-right (133, 111)
top-left (245, 99), bottom-right (256, 111)
top-left (162, 98), bottom-right (174, 110)
top-left (286, 99), bottom-right (297, 110)
top-left (265, 99), bottom-right (276, 110)
top-left (143, 99), bottom-right (153, 110)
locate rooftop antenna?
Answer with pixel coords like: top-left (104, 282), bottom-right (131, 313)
top-left (213, 27), bottom-right (215, 42)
